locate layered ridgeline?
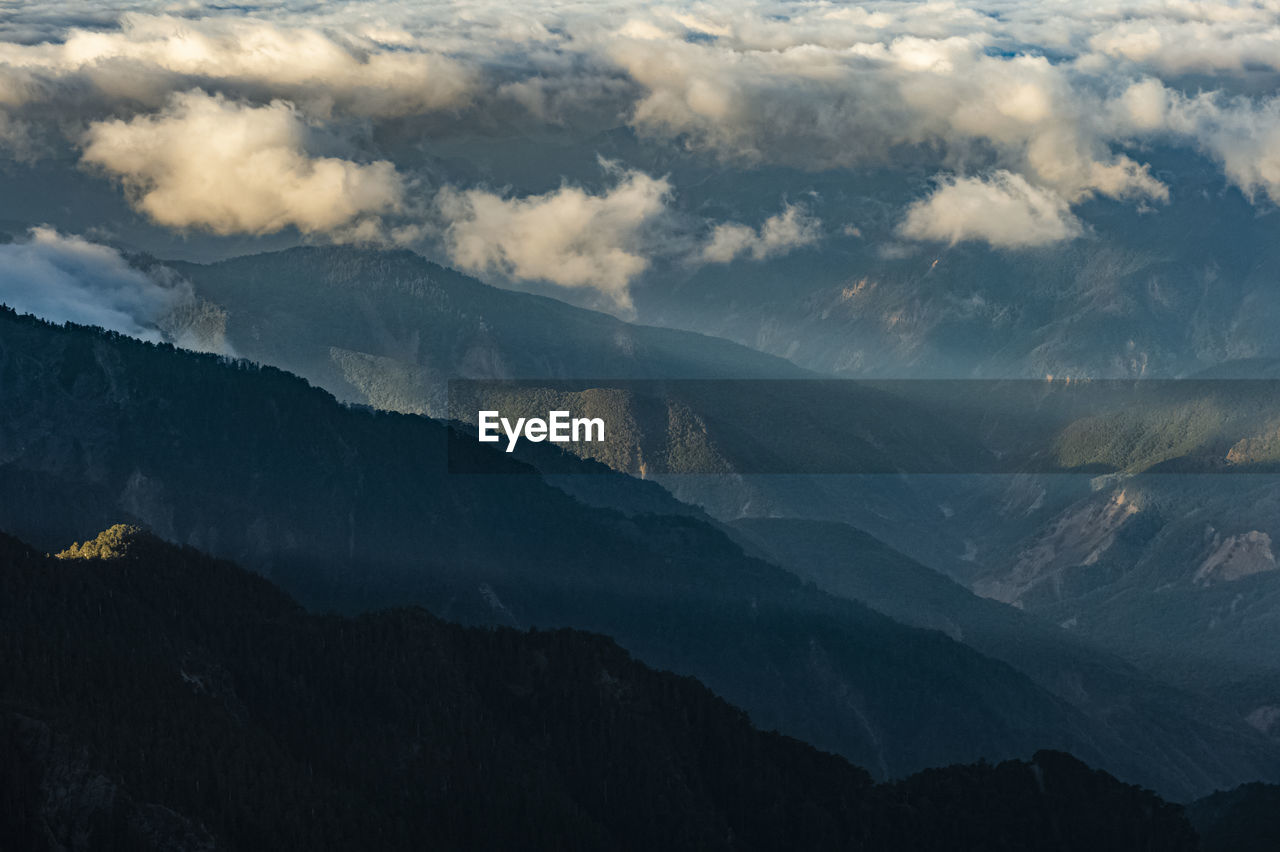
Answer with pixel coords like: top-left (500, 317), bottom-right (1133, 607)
top-left (166, 248), bottom-right (1280, 477)
top-left (2, 307), bottom-right (1271, 800)
top-left (157, 247), bottom-right (980, 479)
top-left (636, 154), bottom-right (1280, 382)
top-left (450, 365), bottom-right (1280, 759)
top-left (729, 517), bottom-right (1280, 803)
top-left (157, 246), bottom-right (808, 418)
top-left (967, 474), bottom-right (1280, 727)
top-left (0, 526), bottom-right (1200, 852)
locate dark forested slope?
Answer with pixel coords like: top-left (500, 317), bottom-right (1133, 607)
top-left (0, 306), bottom-right (1260, 798)
top-left (0, 526), bottom-right (1198, 852)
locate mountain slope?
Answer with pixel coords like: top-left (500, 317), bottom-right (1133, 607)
top-left (0, 306), bottom-right (1122, 787)
top-left (159, 246), bottom-right (808, 418)
top-left (969, 474), bottom-right (1280, 726)
top-left (1190, 782), bottom-right (1280, 852)
top-left (0, 526), bottom-right (1200, 851)
top-left (730, 516), bottom-right (1280, 801)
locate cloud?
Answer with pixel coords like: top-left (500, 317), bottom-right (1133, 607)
top-left (0, 227), bottom-right (193, 343)
top-left (1112, 78), bottom-right (1280, 204)
top-left (435, 165), bottom-right (670, 309)
top-left (1191, 100), bottom-right (1280, 204)
top-left (608, 26), bottom-right (1169, 210)
top-left (4, 0), bottom-right (1280, 258)
top-left (899, 171), bottom-right (1083, 248)
top-left (702, 203), bottom-right (821, 263)
top-left (81, 90), bottom-right (406, 238)
top-left (1088, 13), bottom-right (1280, 75)
top-left (0, 13), bottom-right (476, 117)
top-left (0, 109), bottom-right (37, 161)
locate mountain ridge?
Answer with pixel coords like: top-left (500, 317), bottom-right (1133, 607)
top-left (0, 524), bottom-right (1201, 851)
top-left (0, 306), bottom-right (1125, 789)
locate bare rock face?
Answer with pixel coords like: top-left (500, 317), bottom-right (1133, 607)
top-left (975, 489), bottom-right (1140, 606)
top-left (1245, 704), bottom-right (1280, 736)
top-left (1194, 530), bottom-right (1278, 587)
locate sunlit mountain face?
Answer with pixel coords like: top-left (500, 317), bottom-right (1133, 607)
top-left (5, 2), bottom-right (1280, 849)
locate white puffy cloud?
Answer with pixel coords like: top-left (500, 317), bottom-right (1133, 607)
top-left (702, 203), bottom-right (821, 263)
top-left (435, 166), bottom-right (670, 309)
top-left (1088, 7), bottom-right (1280, 75)
top-left (610, 27), bottom-right (1168, 206)
top-left (1192, 101), bottom-right (1280, 204)
top-left (3, 0), bottom-right (1280, 258)
top-left (0, 13), bottom-right (476, 117)
top-left (80, 90), bottom-right (406, 238)
top-left (0, 226), bottom-right (185, 341)
top-left (899, 171), bottom-right (1084, 248)
top-left (1111, 77), bottom-right (1280, 203)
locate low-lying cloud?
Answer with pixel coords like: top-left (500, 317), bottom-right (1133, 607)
top-left (899, 171), bottom-right (1083, 249)
top-left (0, 227), bottom-right (200, 344)
top-left (1111, 78), bottom-right (1280, 205)
top-left (702, 204), bottom-right (821, 263)
top-left (81, 90), bottom-right (406, 239)
top-left (435, 166), bottom-right (670, 310)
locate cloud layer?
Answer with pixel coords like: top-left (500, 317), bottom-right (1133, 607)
top-left (0, 13), bottom-right (475, 117)
top-left (2, 0), bottom-right (1280, 284)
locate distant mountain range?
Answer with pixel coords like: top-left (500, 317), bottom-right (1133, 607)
top-left (625, 151), bottom-right (1280, 382)
top-left (135, 245), bottom-right (1280, 788)
top-left (156, 247), bottom-right (807, 419)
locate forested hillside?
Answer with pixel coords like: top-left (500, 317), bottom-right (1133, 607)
top-left (0, 308), bottom-right (1117, 787)
top-left (0, 526), bottom-right (1200, 851)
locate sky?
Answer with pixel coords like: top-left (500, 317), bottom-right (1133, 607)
top-left (1, 0), bottom-right (1279, 323)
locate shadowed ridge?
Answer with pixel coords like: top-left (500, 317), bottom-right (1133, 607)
top-left (0, 526), bottom-right (1200, 851)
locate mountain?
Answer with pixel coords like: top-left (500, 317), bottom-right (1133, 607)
top-left (132, 245), bottom-right (1280, 771)
top-left (156, 246), bottom-right (808, 419)
top-left (625, 150), bottom-right (1280, 382)
top-left (729, 516), bottom-right (1280, 801)
top-left (0, 306), bottom-right (1132, 789)
top-left (967, 474), bottom-right (1280, 727)
top-left (0, 525), bottom-right (1200, 851)
top-left (1190, 782), bottom-right (1280, 852)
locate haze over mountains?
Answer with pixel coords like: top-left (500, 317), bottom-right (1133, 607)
top-left (135, 243), bottom-right (1280, 752)
top-left (159, 246), bottom-right (808, 416)
top-left (0, 307), bottom-right (1145, 787)
top-left (10, 291), bottom-right (1280, 805)
top-left (9, 216), bottom-right (1280, 810)
top-left (4, 0), bottom-right (1280, 846)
